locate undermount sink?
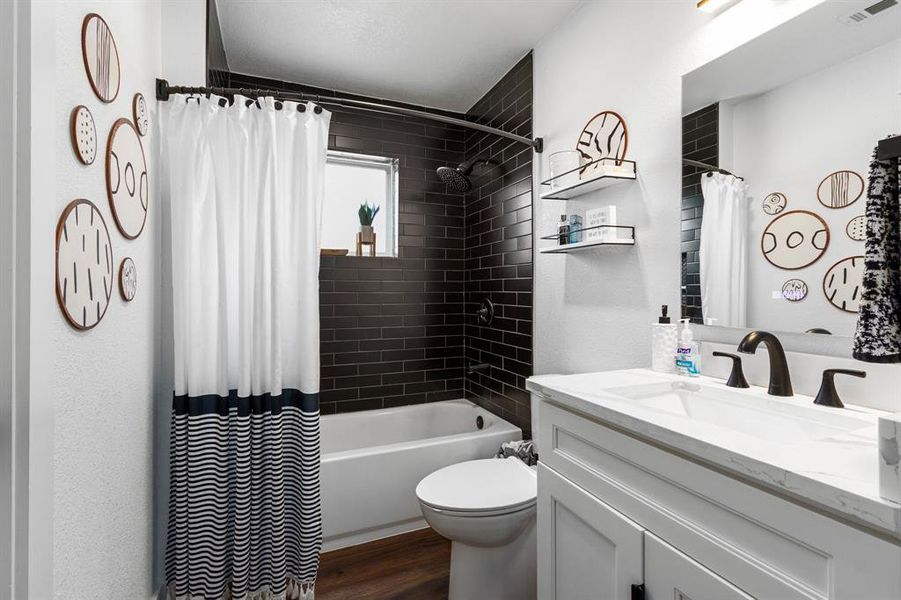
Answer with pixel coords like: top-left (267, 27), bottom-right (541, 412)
top-left (604, 380), bottom-right (873, 443)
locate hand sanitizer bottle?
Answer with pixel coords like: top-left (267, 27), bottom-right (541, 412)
top-left (675, 318), bottom-right (701, 377)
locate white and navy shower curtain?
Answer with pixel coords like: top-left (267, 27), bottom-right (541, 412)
top-left (163, 94), bottom-right (330, 600)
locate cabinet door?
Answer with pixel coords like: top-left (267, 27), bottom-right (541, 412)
top-left (538, 463), bottom-right (644, 600)
top-left (645, 533), bottom-right (754, 600)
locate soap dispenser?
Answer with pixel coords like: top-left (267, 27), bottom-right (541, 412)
top-left (651, 305), bottom-right (677, 373)
top-left (675, 318), bottom-right (701, 377)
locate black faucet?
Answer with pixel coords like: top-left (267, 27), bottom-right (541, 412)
top-left (736, 331), bottom-right (793, 397)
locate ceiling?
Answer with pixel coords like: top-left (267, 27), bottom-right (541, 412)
top-left (683, 0), bottom-right (901, 114)
top-left (215, 0), bottom-right (583, 112)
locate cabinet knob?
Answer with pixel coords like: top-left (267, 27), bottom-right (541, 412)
top-left (631, 583), bottom-right (646, 600)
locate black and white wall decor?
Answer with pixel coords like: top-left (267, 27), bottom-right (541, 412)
top-left (577, 110), bottom-right (628, 176)
top-left (781, 278), bottom-right (808, 302)
top-left (133, 92), bottom-right (149, 136)
top-left (70, 105), bottom-right (97, 165)
top-left (761, 210), bottom-right (830, 270)
top-left (762, 192), bottom-right (787, 215)
top-left (106, 118), bottom-right (149, 239)
top-left (817, 170), bottom-right (864, 209)
top-left (81, 13), bottom-right (120, 103)
top-left (823, 256), bottom-right (864, 313)
top-left (846, 215), bottom-right (867, 241)
top-left (119, 257), bottom-right (137, 301)
top-left (55, 199), bottom-right (114, 330)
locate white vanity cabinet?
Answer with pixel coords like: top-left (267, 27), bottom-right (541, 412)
top-left (538, 464), bottom-right (643, 599)
top-left (644, 534), bottom-right (753, 600)
top-left (534, 394), bottom-right (901, 600)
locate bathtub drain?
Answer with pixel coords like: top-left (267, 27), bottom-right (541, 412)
top-left (476, 416), bottom-right (484, 430)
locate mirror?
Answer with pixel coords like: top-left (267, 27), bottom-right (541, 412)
top-left (680, 0), bottom-right (901, 338)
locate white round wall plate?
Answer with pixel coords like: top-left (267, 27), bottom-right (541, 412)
top-left (70, 105), bottom-right (97, 165)
top-left (55, 199), bottom-right (114, 330)
top-left (106, 118), bottom-right (149, 239)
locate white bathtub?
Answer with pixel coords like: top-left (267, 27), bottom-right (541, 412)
top-left (320, 398), bottom-right (522, 551)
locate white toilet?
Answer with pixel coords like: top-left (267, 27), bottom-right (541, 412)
top-left (416, 457), bottom-right (537, 600)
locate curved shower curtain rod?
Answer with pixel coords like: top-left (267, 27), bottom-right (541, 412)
top-left (155, 79), bottom-right (543, 153)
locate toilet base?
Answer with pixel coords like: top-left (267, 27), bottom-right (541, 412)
top-left (448, 518), bottom-right (536, 600)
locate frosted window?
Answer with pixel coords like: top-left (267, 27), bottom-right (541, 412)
top-left (323, 151), bottom-right (398, 256)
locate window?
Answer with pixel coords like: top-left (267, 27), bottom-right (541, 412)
top-left (323, 150), bottom-right (399, 256)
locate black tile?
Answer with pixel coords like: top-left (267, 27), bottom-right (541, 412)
top-left (230, 56), bottom-right (531, 424)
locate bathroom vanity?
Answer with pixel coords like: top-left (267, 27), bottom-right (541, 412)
top-left (527, 370), bottom-right (901, 600)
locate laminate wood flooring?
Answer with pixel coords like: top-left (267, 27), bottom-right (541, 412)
top-left (316, 528), bottom-right (451, 600)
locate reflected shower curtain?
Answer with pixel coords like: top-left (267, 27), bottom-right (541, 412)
top-left (700, 172), bottom-right (749, 328)
top-left (163, 95), bottom-right (330, 600)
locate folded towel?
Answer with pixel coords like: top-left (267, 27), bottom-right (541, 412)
top-left (853, 142), bottom-right (901, 363)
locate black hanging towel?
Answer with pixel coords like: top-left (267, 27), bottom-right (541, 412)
top-left (853, 138), bottom-right (901, 363)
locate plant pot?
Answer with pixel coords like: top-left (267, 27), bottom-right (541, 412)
top-left (359, 225), bottom-right (375, 243)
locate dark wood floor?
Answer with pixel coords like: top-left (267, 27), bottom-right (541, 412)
top-left (317, 528), bottom-right (451, 600)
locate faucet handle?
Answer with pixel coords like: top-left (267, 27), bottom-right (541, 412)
top-left (814, 369), bottom-right (867, 408)
top-left (712, 352), bottom-right (749, 388)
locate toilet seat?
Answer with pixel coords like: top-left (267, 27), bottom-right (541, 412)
top-left (416, 458), bottom-right (537, 516)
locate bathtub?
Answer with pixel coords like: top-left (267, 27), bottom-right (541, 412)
top-left (320, 398), bottom-right (522, 551)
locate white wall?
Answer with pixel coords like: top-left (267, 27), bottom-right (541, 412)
top-left (1, 0), bottom-right (21, 595)
top-left (732, 39), bottom-right (900, 337)
top-left (532, 0), bottom-right (827, 377)
top-left (34, 2), bottom-right (162, 597)
top-left (21, 1), bottom-right (204, 598)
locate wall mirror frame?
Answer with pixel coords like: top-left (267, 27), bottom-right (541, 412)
top-left (680, 0), bottom-right (900, 357)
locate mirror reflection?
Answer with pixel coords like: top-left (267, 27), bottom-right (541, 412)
top-left (681, 2), bottom-right (900, 337)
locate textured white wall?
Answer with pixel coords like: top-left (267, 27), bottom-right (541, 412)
top-left (22, 3), bottom-right (208, 596)
top-left (532, 0), bottom-right (825, 377)
top-left (36, 3), bottom-right (164, 598)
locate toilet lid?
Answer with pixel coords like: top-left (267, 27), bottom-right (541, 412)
top-left (416, 458), bottom-right (537, 513)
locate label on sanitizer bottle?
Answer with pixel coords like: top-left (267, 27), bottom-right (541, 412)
top-left (675, 347), bottom-right (699, 376)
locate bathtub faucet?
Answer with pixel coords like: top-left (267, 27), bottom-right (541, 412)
top-left (466, 362), bottom-right (491, 375)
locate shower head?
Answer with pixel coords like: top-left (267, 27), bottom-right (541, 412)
top-left (436, 157), bottom-right (499, 193)
top-left (437, 165), bottom-right (473, 192)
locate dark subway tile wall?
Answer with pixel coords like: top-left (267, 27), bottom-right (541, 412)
top-left (681, 103), bottom-right (718, 324)
top-left (462, 54), bottom-right (534, 435)
top-left (219, 56), bottom-right (534, 432)
top-left (225, 71), bottom-right (469, 415)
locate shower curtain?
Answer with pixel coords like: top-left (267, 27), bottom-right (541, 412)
top-left (700, 172), bottom-right (749, 328)
top-left (163, 95), bottom-right (330, 600)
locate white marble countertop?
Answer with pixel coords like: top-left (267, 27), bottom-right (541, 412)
top-left (526, 368), bottom-right (901, 540)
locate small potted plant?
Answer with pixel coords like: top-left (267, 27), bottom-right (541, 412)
top-left (358, 201), bottom-right (380, 244)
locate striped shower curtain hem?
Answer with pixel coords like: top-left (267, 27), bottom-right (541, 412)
top-left (165, 390), bottom-right (321, 600)
top-left (167, 578), bottom-right (316, 600)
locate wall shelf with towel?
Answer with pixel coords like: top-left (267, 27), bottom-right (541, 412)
top-left (539, 158), bottom-right (637, 200)
top-left (539, 224), bottom-right (635, 254)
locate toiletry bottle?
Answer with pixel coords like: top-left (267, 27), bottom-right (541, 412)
top-left (675, 318), bottom-right (701, 377)
top-left (558, 214), bottom-right (570, 245)
top-left (569, 214), bottom-right (583, 244)
top-left (651, 305), bottom-right (677, 373)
